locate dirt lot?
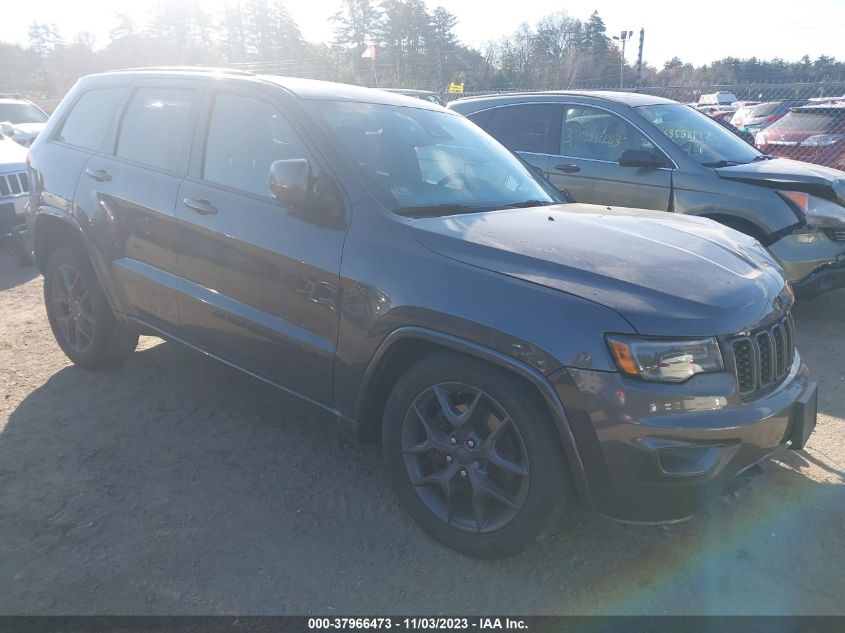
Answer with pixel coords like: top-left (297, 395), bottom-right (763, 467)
top-left (0, 238), bottom-right (843, 615)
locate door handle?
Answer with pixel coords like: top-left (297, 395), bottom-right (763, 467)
top-left (554, 163), bottom-right (581, 173)
top-left (183, 198), bottom-right (218, 215)
top-left (85, 168), bottom-right (111, 182)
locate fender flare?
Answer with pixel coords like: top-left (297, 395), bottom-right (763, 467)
top-left (354, 326), bottom-right (595, 509)
top-left (34, 207), bottom-right (123, 312)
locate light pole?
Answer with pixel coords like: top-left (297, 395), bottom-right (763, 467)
top-left (612, 30), bottom-right (633, 90)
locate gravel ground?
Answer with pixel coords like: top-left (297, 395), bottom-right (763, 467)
top-left (0, 237), bottom-right (843, 615)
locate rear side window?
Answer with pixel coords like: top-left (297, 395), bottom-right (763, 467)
top-left (203, 92), bottom-right (316, 198)
top-left (485, 104), bottom-right (559, 154)
top-left (56, 88), bottom-right (124, 151)
top-left (116, 88), bottom-right (198, 173)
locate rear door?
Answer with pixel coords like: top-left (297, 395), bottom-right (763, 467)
top-left (73, 80), bottom-right (202, 329)
top-left (174, 87), bottom-right (346, 404)
top-left (548, 104), bottom-right (672, 209)
top-left (469, 103), bottom-right (561, 175)
top-left (31, 85), bottom-right (126, 249)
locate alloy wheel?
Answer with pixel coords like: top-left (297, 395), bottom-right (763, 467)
top-left (51, 264), bottom-right (96, 354)
top-left (400, 382), bottom-right (530, 533)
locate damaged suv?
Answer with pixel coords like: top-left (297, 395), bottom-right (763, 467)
top-left (28, 69), bottom-right (817, 557)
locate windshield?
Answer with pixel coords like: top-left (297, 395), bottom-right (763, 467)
top-left (636, 103), bottom-right (761, 166)
top-left (0, 103), bottom-right (48, 124)
top-left (314, 100), bottom-right (558, 215)
top-left (767, 110), bottom-right (840, 134)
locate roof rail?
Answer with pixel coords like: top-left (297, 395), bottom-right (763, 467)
top-left (106, 66), bottom-right (255, 76)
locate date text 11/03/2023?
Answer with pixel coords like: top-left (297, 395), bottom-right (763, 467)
top-left (307, 617), bottom-right (529, 630)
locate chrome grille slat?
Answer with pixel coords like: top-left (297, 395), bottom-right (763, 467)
top-left (0, 171), bottom-right (28, 197)
top-left (827, 228), bottom-right (845, 242)
top-left (728, 312), bottom-right (795, 399)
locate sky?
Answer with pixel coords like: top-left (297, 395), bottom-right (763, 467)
top-left (1, 0), bottom-right (844, 68)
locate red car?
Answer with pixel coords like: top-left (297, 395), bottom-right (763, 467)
top-left (756, 103), bottom-right (845, 171)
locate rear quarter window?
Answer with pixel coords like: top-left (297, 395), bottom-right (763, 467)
top-left (55, 88), bottom-right (125, 151)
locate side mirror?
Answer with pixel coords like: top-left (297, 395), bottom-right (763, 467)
top-left (618, 149), bottom-right (666, 169)
top-left (269, 159), bottom-right (311, 207)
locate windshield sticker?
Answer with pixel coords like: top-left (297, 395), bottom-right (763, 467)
top-left (391, 186), bottom-right (412, 200)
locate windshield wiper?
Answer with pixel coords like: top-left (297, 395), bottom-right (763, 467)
top-left (752, 154), bottom-right (775, 161)
top-left (702, 159), bottom-right (746, 167)
top-left (500, 199), bottom-right (557, 209)
top-left (394, 204), bottom-right (494, 218)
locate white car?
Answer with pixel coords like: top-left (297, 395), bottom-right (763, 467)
top-left (0, 97), bottom-right (49, 147)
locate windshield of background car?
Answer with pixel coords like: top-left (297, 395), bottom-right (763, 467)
top-left (636, 103), bottom-right (761, 166)
top-left (766, 110), bottom-right (840, 134)
top-left (0, 103), bottom-right (48, 124)
top-left (314, 100), bottom-right (558, 214)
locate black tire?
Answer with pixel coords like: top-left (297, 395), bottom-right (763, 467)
top-left (44, 245), bottom-right (139, 368)
top-left (382, 352), bottom-right (572, 558)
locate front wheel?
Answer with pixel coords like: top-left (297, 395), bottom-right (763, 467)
top-left (44, 245), bottom-right (139, 368)
top-left (382, 352), bottom-right (572, 558)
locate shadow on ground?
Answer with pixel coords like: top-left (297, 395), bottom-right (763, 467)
top-left (2, 334), bottom-right (843, 615)
top-left (0, 238), bottom-right (38, 291)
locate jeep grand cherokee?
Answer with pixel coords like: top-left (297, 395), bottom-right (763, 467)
top-left (27, 69), bottom-right (817, 557)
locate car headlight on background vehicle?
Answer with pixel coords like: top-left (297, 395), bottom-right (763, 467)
top-left (607, 335), bottom-right (724, 383)
top-left (778, 190), bottom-right (845, 227)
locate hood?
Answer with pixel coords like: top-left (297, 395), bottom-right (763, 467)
top-left (8, 122), bottom-right (45, 135)
top-left (412, 204), bottom-right (788, 337)
top-left (716, 157), bottom-right (843, 187)
top-left (0, 138), bottom-right (28, 166)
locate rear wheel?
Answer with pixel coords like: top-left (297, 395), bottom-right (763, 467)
top-left (44, 246), bottom-right (138, 368)
top-left (382, 352), bottom-right (572, 558)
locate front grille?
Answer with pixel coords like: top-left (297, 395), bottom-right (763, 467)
top-left (728, 313), bottom-right (796, 398)
top-left (825, 228), bottom-right (845, 242)
top-left (0, 171), bottom-right (28, 197)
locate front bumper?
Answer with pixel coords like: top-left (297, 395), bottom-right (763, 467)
top-left (791, 259), bottom-right (845, 297)
top-left (768, 229), bottom-right (845, 297)
top-left (553, 355), bottom-right (814, 523)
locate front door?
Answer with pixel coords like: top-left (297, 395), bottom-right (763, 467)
top-left (174, 89), bottom-right (346, 404)
top-left (548, 104), bottom-right (672, 210)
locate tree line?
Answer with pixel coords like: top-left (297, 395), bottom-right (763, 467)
top-left (2, 0), bottom-right (843, 104)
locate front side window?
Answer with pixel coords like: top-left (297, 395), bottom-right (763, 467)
top-left (560, 105), bottom-right (655, 162)
top-left (486, 104), bottom-right (559, 154)
top-left (56, 88), bottom-right (124, 151)
top-left (203, 93), bottom-right (316, 198)
top-left (0, 102), bottom-right (48, 125)
top-left (116, 88), bottom-right (198, 173)
top-left (637, 103), bottom-right (761, 166)
top-left (315, 101), bottom-right (558, 215)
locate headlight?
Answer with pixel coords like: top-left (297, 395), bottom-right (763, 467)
top-left (607, 335), bottom-right (724, 383)
top-left (778, 190), bottom-right (845, 227)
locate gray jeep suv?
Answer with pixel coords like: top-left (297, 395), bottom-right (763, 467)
top-left (448, 91), bottom-right (845, 298)
top-left (28, 69), bottom-right (816, 557)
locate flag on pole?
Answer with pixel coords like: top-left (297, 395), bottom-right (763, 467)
top-left (361, 44), bottom-right (376, 60)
